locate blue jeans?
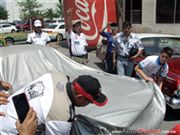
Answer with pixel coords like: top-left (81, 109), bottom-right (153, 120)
top-left (116, 56), bottom-right (134, 76)
top-left (105, 53), bottom-right (116, 74)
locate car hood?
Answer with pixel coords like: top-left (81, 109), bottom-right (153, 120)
top-left (43, 28), bottom-right (55, 31)
top-left (0, 45), bottom-right (165, 130)
top-left (168, 56), bottom-right (180, 77)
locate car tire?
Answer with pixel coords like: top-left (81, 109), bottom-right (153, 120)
top-left (5, 38), bottom-right (14, 46)
top-left (56, 34), bottom-right (63, 42)
top-left (11, 29), bottom-right (16, 33)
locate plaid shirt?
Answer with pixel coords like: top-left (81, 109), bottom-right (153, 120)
top-left (113, 32), bottom-right (143, 57)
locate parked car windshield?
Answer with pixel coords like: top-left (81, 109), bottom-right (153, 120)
top-left (141, 37), bottom-right (180, 55)
top-left (45, 24), bottom-right (57, 29)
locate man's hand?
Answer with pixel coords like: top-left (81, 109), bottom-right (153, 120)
top-left (0, 81), bottom-right (12, 90)
top-left (67, 8), bottom-right (73, 16)
top-left (113, 58), bottom-right (116, 67)
top-left (16, 107), bottom-right (38, 135)
top-left (0, 91), bottom-right (9, 116)
top-left (146, 77), bottom-right (155, 83)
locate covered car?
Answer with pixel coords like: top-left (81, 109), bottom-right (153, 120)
top-left (0, 45), bottom-right (165, 134)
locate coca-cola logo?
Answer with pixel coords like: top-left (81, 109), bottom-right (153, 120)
top-left (75, 0), bottom-right (108, 44)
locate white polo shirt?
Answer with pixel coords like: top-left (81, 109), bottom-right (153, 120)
top-left (138, 55), bottom-right (169, 78)
top-left (69, 31), bottom-right (88, 56)
top-left (26, 32), bottom-right (51, 46)
top-left (0, 72), bottom-right (72, 135)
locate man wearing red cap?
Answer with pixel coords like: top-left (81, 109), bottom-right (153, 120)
top-left (0, 72), bottom-right (108, 135)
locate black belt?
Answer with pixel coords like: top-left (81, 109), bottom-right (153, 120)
top-left (71, 54), bottom-right (87, 58)
top-left (118, 55), bottom-right (128, 58)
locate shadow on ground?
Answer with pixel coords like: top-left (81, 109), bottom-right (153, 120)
top-left (94, 62), bottom-right (106, 71)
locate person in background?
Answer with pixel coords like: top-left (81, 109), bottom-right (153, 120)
top-left (99, 22), bottom-right (119, 74)
top-left (0, 80), bottom-right (12, 116)
top-left (135, 47), bottom-right (173, 90)
top-left (26, 20), bottom-right (51, 46)
top-left (113, 21), bottom-right (143, 76)
top-left (66, 8), bottom-right (89, 64)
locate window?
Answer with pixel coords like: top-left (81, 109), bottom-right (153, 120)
top-left (159, 37), bottom-right (180, 49)
top-left (141, 37), bottom-right (157, 54)
top-left (156, 0), bottom-right (180, 23)
top-left (46, 24), bottom-right (57, 29)
top-left (125, 0), bottom-right (142, 24)
top-left (2, 24), bottom-right (11, 28)
top-left (59, 24), bottom-right (65, 29)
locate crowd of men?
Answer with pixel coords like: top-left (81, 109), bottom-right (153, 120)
top-left (0, 7), bottom-right (177, 134)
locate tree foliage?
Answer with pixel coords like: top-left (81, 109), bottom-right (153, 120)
top-left (55, 1), bottom-right (64, 18)
top-left (17, 0), bottom-right (43, 19)
top-left (0, 5), bottom-right (8, 20)
top-left (43, 9), bottom-right (58, 20)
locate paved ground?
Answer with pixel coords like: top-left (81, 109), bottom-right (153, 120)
top-left (52, 40), bottom-right (180, 134)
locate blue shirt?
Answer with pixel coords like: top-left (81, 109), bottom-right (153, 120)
top-left (100, 32), bottom-right (115, 54)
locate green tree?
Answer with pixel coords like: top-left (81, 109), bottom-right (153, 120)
top-left (17, 0), bottom-right (43, 19)
top-left (43, 9), bottom-right (57, 20)
top-left (0, 5), bottom-right (8, 19)
top-left (55, 1), bottom-right (64, 18)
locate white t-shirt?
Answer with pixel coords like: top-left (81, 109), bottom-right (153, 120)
top-left (69, 31), bottom-right (88, 56)
top-left (138, 55), bottom-right (169, 78)
top-left (26, 32), bottom-right (51, 46)
top-left (0, 72), bottom-right (72, 135)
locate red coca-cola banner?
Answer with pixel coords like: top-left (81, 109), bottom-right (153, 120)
top-left (64, 0), bottom-right (118, 48)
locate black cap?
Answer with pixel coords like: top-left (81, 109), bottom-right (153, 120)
top-left (67, 75), bottom-right (108, 106)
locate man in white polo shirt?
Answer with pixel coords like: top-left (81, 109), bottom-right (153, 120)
top-left (135, 47), bottom-right (173, 90)
top-left (0, 72), bottom-right (108, 135)
top-left (66, 9), bottom-right (88, 63)
top-left (26, 20), bottom-right (51, 46)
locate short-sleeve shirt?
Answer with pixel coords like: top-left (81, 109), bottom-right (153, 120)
top-left (100, 32), bottom-right (119, 54)
top-left (138, 55), bottom-right (169, 78)
top-left (69, 31), bottom-right (88, 56)
top-left (26, 32), bottom-right (51, 46)
top-left (113, 32), bottom-right (143, 57)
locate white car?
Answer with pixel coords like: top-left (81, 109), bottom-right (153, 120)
top-left (43, 22), bottom-right (66, 41)
top-left (0, 45), bottom-right (165, 135)
top-left (0, 23), bottom-right (17, 34)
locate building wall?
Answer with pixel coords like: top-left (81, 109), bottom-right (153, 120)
top-left (4, 0), bottom-right (59, 21)
top-left (133, 0), bottom-right (180, 35)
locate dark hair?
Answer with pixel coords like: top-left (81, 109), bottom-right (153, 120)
top-left (110, 22), bottom-right (118, 27)
top-left (123, 21), bottom-right (132, 28)
top-left (161, 47), bottom-right (173, 57)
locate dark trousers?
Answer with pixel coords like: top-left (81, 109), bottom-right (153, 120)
top-left (105, 53), bottom-right (116, 74)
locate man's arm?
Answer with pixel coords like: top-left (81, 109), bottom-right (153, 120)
top-left (135, 65), bottom-right (154, 83)
top-left (130, 35), bottom-right (144, 60)
top-left (158, 79), bottom-right (163, 90)
top-left (46, 34), bottom-right (51, 46)
top-left (26, 34), bottom-right (32, 44)
top-left (99, 23), bottom-right (110, 34)
top-left (112, 45), bottom-right (117, 67)
top-left (66, 8), bottom-right (73, 33)
top-left (130, 49), bottom-right (143, 60)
